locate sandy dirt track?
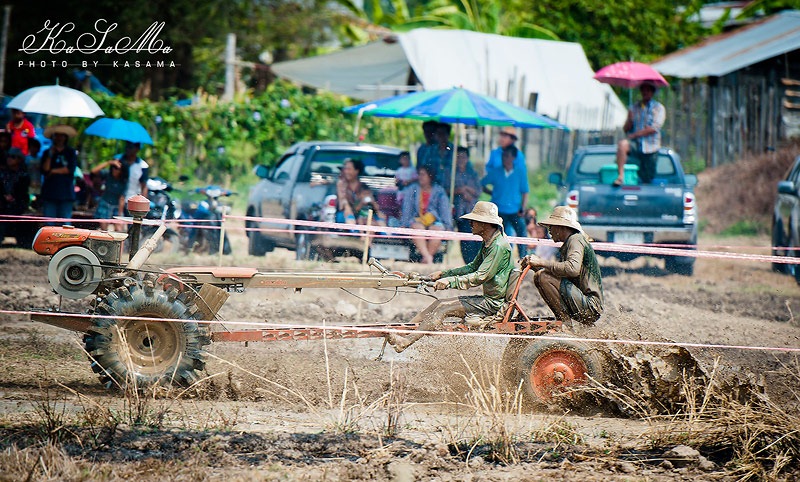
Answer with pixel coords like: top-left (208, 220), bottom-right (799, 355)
top-left (0, 232), bottom-right (799, 480)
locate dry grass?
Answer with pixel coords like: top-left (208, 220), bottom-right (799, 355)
top-left (697, 140), bottom-right (800, 234)
top-left (642, 359), bottom-right (800, 480)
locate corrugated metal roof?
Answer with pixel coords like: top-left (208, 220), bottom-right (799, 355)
top-left (652, 10), bottom-right (800, 78)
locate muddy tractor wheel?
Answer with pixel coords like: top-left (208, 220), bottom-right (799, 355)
top-left (515, 339), bottom-right (605, 406)
top-left (84, 280), bottom-right (211, 389)
top-left (500, 338), bottom-right (529, 391)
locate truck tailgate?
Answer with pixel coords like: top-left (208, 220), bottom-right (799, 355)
top-left (577, 184), bottom-right (686, 227)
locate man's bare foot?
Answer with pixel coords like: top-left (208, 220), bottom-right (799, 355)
top-left (422, 254), bottom-right (434, 264)
top-left (612, 176), bottom-right (623, 187)
top-left (385, 333), bottom-right (410, 353)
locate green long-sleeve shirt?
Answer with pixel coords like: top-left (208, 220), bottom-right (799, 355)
top-left (440, 230), bottom-right (513, 312)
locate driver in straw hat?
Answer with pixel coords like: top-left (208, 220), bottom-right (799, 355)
top-left (386, 201), bottom-right (513, 353)
top-left (521, 206), bottom-right (604, 329)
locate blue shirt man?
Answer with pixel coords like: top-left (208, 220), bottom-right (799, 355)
top-left (481, 145), bottom-right (529, 257)
top-left (485, 126), bottom-right (526, 171)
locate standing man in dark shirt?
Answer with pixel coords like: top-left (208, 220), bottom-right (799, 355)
top-left (40, 125), bottom-right (78, 224)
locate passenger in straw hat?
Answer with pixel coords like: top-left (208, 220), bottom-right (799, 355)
top-left (521, 206), bottom-right (603, 328)
top-left (386, 201), bottom-right (513, 352)
top-left (40, 125), bottom-right (79, 225)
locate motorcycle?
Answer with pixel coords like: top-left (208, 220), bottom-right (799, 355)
top-left (179, 185), bottom-right (235, 255)
top-left (141, 177), bottom-right (182, 253)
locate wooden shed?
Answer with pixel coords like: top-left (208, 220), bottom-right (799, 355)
top-left (652, 10), bottom-right (800, 167)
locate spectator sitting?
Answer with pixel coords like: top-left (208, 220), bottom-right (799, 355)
top-left (336, 158), bottom-right (385, 225)
top-left (400, 165), bottom-right (452, 264)
top-left (395, 150), bottom-right (418, 190)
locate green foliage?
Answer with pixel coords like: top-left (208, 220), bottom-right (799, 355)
top-left (527, 168), bottom-right (559, 214)
top-left (719, 220), bottom-right (764, 237)
top-left (66, 81), bottom-right (417, 184)
top-left (509, 0), bottom-right (707, 69)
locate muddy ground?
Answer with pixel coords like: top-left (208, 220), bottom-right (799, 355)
top-left (1, 231), bottom-right (799, 480)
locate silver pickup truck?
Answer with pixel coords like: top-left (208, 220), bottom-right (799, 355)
top-left (246, 141), bottom-right (424, 261)
top-left (548, 145), bottom-right (699, 275)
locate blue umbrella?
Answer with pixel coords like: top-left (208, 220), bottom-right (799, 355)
top-left (343, 87), bottom-right (568, 129)
top-left (85, 118), bottom-right (154, 145)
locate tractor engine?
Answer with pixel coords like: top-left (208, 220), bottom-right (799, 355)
top-left (32, 226), bottom-right (127, 299)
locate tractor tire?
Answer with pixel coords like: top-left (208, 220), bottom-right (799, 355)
top-left (84, 280), bottom-right (211, 389)
top-left (515, 339), bottom-right (605, 407)
top-left (500, 338), bottom-right (529, 392)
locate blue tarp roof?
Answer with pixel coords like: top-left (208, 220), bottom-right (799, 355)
top-left (652, 10), bottom-right (800, 78)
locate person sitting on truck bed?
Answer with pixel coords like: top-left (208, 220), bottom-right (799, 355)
top-left (521, 206), bottom-right (603, 329)
top-left (613, 81), bottom-right (665, 186)
top-left (336, 158), bottom-right (385, 225)
top-left (386, 201), bottom-right (512, 353)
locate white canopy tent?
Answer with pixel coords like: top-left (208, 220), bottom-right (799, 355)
top-left (272, 29), bottom-right (627, 131)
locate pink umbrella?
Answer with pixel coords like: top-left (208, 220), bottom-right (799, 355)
top-left (593, 61), bottom-right (669, 88)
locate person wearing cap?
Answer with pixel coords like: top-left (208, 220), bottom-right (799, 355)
top-left (521, 206), bottom-right (603, 328)
top-left (40, 125), bottom-right (79, 224)
top-left (6, 109), bottom-right (36, 157)
top-left (386, 201), bottom-right (513, 353)
top-left (481, 145), bottom-right (529, 258)
top-left (613, 81), bottom-right (666, 186)
top-left (486, 126), bottom-right (525, 170)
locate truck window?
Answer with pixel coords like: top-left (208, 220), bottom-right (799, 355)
top-left (577, 153), bottom-right (616, 174)
top-left (273, 153), bottom-right (300, 182)
top-left (301, 150), bottom-right (401, 183)
top-left (578, 152), bottom-right (677, 181)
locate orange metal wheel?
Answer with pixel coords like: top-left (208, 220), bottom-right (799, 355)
top-left (517, 340), bottom-right (604, 405)
top-left (529, 348), bottom-right (589, 401)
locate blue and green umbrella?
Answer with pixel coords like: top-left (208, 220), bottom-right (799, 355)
top-left (344, 87), bottom-right (567, 203)
top-left (343, 87), bottom-right (568, 129)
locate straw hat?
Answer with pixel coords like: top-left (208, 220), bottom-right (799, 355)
top-left (44, 124), bottom-right (77, 138)
top-left (461, 201), bottom-right (503, 227)
top-left (500, 126), bottom-right (518, 140)
top-left (539, 206), bottom-right (583, 232)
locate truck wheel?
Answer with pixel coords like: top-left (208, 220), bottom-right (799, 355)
top-left (248, 231), bottom-right (272, 256)
top-left (516, 339), bottom-right (604, 406)
top-left (295, 232), bottom-right (317, 261)
top-left (772, 219), bottom-right (795, 274)
top-left (664, 256), bottom-right (695, 276)
top-left (84, 281), bottom-right (211, 389)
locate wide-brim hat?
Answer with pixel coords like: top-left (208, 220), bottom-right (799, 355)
top-left (461, 201), bottom-right (503, 227)
top-left (539, 206), bottom-right (583, 232)
top-left (500, 126), bottom-right (518, 140)
top-left (44, 124), bottom-right (77, 138)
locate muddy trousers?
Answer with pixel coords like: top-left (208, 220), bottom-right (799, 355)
top-left (388, 298), bottom-right (467, 352)
top-left (533, 271), bottom-right (600, 326)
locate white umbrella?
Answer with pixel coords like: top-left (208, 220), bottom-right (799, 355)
top-left (7, 84), bottom-right (104, 118)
